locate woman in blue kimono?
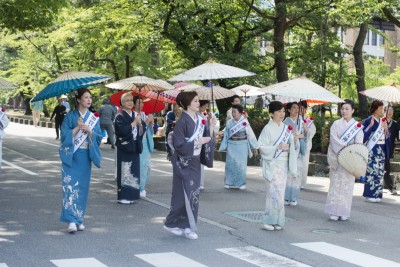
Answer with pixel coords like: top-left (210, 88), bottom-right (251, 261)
top-left (362, 100), bottom-right (390, 202)
top-left (59, 88), bottom-right (102, 233)
top-left (219, 104), bottom-right (259, 190)
top-left (139, 108), bottom-right (154, 198)
top-left (164, 91), bottom-right (215, 240)
top-left (114, 94), bottom-right (146, 204)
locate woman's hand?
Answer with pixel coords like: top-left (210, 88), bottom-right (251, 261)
top-left (253, 149), bottom-right (259, 157)
top-left (196, 137), bottom-right (211, 145)
top-left (277, 143), bottom-right (289, 151)
top-left (146, 114), bottom-right (154, 125)
top-left (217, 131), bottom-right (224, 137)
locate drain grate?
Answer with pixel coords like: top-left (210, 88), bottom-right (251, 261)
top-left (224, 211), bottom-right (294, 223)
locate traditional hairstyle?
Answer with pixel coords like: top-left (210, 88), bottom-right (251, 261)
top-left (133, 96), bottom-right (142, 107)
top-left (300, 100), bottom-right (308, 109)
top-left (341, 99), bottom-right (355, 110)
top-left (286, 101), bottom-right (300, 111)
top-left (231, 104), bottom-right (244, 114)
top-left (369, 99), bottom-right (383, 114)
top-left (199, 100), bottom-right (210, 107)
top-left (75, 88), bottom-right (91, 101)
top-left (268, 101), bottom-right (284, 114)
top-left (231, 95), bottom-right (241, 104)
top-left (175, 91), bottom-right (198, 110)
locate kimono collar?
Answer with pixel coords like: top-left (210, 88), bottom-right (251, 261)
top-left (123, 109), bottom-right (133, 117)
top-left (341, 117), bottom-right (354, 125)
top-left (78, 109), bottom-right (88, 119)
top-left (270, 119), bottom-right (283, 128)
top-left (184, 111), bottom-right (197, 122)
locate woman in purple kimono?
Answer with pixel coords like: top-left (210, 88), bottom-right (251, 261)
top-left (164, 91), bottom-right (215, 240)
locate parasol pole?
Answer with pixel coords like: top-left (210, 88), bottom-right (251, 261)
top-left (152, 91), bottom-right (161, 113)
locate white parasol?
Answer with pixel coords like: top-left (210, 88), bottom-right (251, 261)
top-left (105, 76), bottom-right (174, 92)
top-left (360, 84), bottom-right (400, 103)
top-left (185, 85), bottom-right (236, 100)
top-left (260, 77), bottom-right (344, 103)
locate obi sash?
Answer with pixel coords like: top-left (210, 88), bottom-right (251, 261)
top-left (366, 118), bottom-right (385, 151)
top-left (273, 124), bottom-right (293, 159)
top-left (73, 112), bottom-right (99, 153)
top-left (339, 120), bottom-right (364, 145)
top-left (228, 117), bottom-right (249, 139)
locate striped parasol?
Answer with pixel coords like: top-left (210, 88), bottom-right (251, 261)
top-left (105, 76), bottom-right (174, 92)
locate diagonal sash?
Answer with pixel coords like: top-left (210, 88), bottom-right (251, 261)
top-left (304, 117), bottom-right (314, 128)
top-left (339, 121), bottom-right (364, 145)
top-left (366, 118), bottom-right (385, 151)
top-left (73, 112), bottom-right (99, 153)
top-left (273, 124), bottom-right (293, 159)
top-left (188, 114), bottom-right (205, 142)
top-left (228, 117), bottom-right (249, 139)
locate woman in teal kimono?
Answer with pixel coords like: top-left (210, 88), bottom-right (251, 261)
top-left (59, 88), bottom-right (102, 233)
top-left (219, 104), bottom-right (259, 190)
top-left (139, 110), bottom-right (154, 198)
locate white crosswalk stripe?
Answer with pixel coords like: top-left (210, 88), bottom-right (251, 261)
top-left (292, 242), bottom-right (400, 267)
top-left (217, 246), bottom-right (310, 267)
top-left (136, 252), bottom-right (207, 267)
top-left (50, 257), bottom-right (108, 267)
top-left (0, 263), bottom-right (9, 267)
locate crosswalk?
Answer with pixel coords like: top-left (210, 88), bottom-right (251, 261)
top-left (2, 243), bottom-right (399, 267)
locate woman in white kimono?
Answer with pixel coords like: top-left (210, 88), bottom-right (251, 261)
top-left (325, 99), bottom-right (364, 221)
top-left (219, 104), bottom-right (259, 190)
top-left (258, 101), bottom-right (298, 231)
top-left (283, 102), bottom-right (307, 206)
top-left (0, 107), bottom-right (9, 177)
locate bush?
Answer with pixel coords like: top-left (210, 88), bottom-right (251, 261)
top-left (245, 108), bottom-right (269, 139)
top-left (311, 113), bottom-right (336, 153)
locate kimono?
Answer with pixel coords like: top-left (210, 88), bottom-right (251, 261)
top-left (0, 110), bottom-right (9, 177)
top-left (283, 117), bottom-right (306, 203)
top-left (301, 116), bottom-right (316, 187)
top-left (59, 109), bottom-right (102, 225)
top-left (362, 116), bottom-right (390, 199)
top-left (258, 120), bottom-right (298, 227)
top-left (219, 116), bottom-right (259, 188)
top-left (114, 110), bottom-right (145, 201)
top-left (164, 112), bottom-right (214, 232)
top-left (325, 118), bottom-right (364, 218)
top-left (140, 114), bottom-right (154, 192)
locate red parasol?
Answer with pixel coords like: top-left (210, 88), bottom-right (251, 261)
top-left (109, 91), bottom-right (166, 115)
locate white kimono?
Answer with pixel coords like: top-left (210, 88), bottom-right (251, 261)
top-left (0, 112), bottom-right (10, 177)
top-left (302, 116), bottom-right (316, 187)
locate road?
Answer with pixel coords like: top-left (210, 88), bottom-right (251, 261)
top-left (1, 122), bottom-right (400, 267)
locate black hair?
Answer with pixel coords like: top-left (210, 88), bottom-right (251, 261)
top-left (300, 100), bottom-right (308, 109)
top-left (286, 102), bottom-right (300, 111)
top-left (231, 95), bottom-right (241, 103)
top-left (199, 100), bottom-right (210, 107)
top-left (268, 101), bottom-right (284, 114)
top-left (231, 104), bottom-right (244, 114)
top-left (176, 91), bottom-right (198, 110)
top-left (369, 99), bottom-right (383, 114)
top-left (133, 96), bottom-right (142, 107)
top-left (75, 88), bottom-right (91, 100)
top-left (341, 99), bottom-right (355, 110)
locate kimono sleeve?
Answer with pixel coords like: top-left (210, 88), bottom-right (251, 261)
top-left (329, 121), bottom-right (347, 155)
top-left (258, 125), bottom-right (276, 161)
top-left (114, 113), bottom-right (133, 139)
top-left (88, 119), bottom-right (102, 168)
top-left (201, 123), bottom-right (215, 168)
top-left (59, 112), bottom-right (75, 167)
top-left (218, 120), bottom-right (230, 152)
top-left (362, 116), bottom-right (374, 143)
top-left (173, 119), bottom-right (195, 159)
top-left (145, 124), bottom-right (155, 153)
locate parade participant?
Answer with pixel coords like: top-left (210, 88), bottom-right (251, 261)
top-left (226, 95), bottom-right (241, 121)
top-left (164, 91), bottom-right (214, 240)
top-left (258, 101), bottom-right (298, 231)
top-left (138, 103), bottom-right (154, 199)
top-left (283, 102), bottom-right (307, 206)
top-left (362, 100), bottom-right (390, 202)
top-left (325, 99), bottom-right (364, 221)
top-left (30, 93), bottom-right (43, 127)
top-left (299, 101), bottom-right (316, 188)
top-left (219, 104), bottom-right (259, 190)
top-left (383, 106), bottom-right (399, 195)
top-left (59, 88), bottom-right (102, 233)
top-left (165, 104), bottom-right (179, 160)
top-left (50, 97), bottom-right (66, 140)
top-left (0, 107), bottom-right (10, 177)
top-left (114, 94), bottom-right (145, 204)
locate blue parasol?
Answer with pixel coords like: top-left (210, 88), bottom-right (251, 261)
top-left (31, 71), bottom-right (111, 102)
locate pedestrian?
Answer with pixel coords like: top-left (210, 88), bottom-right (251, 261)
top-left (138, 104), bottom-right (155, 198)
top-left (59, 88), bottom-right (102, 233)
top-left (299, 100), bottom-right (316, 188)
top-left (153, 118), bottom-right (159, 134)
top-left (164, 91), bottom-right (215, 240)
top-left (98, 98), bottom-right (116, 149)
top-left (50, 97), bottom-right (67, 140)
top-left (30, 93), bottom-right (43, 127)
top-left (0, 107), bottom-right (10, 177)
top-left (199, 100), bottom-right (211, 190)
top-left (258, 101), bottom-right (298, 231)
top-left (165, 104), bottom-right (179, 160)
top-left (283, 102), bottom-right (307, 206)
top-left (383, 105), bottom-right (399, 195)
top-left (219, 104), bottom-right (259, 190)
top-left (114, 94), bottom-right (145, 204)
top-left (325, 99), bottom-right (364, 221)
top-left (226, 95), bottom-right (241, 121)
top-left (61, 96), bottom-right (70, 112)
top-left (362, 100), bottom-right (390, 202)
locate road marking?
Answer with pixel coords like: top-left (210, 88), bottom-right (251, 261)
top-left (50, 258), bottom-right (108, 267)
top-left (103, 157), bottom-right (114, 161)
top-left (136, 252), bottom-right (207, 267)
top-left (292, 242), bottom-right (400, 267)
top-left (217, 246), bottom-right (310, 267)
top-left (2, 160), bottom-right (38, 176)
top-left (152, 169), bottom-right (172, 175)
top-left (0, 263), bottom-right (9, 267)
top-left (26, 137), bottom-right (59, 147)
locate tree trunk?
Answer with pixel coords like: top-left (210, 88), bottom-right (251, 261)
top-left (273, 0), bottom-right (289, 82)
top-left (353, 23), bottom-right (368, 119)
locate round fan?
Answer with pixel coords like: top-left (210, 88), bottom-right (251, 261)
top-left (337, 143), bottom-right (369, 179)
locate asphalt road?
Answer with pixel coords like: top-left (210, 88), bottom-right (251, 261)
top-left (1, 122), bottom-right (400, 267)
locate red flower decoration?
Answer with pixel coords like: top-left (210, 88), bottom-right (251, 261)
top-left (310, 117), bottom-right (314, 120)
top-left (357, 123), bottom-right (362, 128)
top-left (1, 107), bottom-right (5, 112)
top-left (243, 111), bottom-right (246, 115)
top-left (201, 119), bottom-right (207, 125)
top-left (303, 119), bottom-right (307, 123)
top-left (382, 118), bottom-right (386, 122)
top-left (288, 125), bottom-right (293, 131)
top-left (94, 112), bottom-right (100, 117)
top-left (242, 122), bottom-right (247, 126)
top-left (203, 112), bottom-right (207, 116)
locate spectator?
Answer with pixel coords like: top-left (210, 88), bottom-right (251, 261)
top-left (98, 98), bottom-right (116, 149)
top-left (50, 97), bottom-right (67, 140)
top-left (30, 93), bottom-right (43, 127)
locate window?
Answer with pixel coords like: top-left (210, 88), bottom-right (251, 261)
top-left (371, 31), bottom-right (377, 46)
top-left (364, 30), bottom-right (370, 45)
